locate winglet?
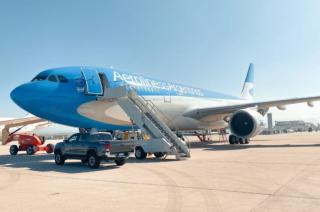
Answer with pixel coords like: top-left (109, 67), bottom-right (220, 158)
top-left (240, 63), bottom-right (254, 100)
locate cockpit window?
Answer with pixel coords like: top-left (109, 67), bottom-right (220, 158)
top-left (57, 75), bottom-right (69, 83)
top-left (31, 74), bottom-right (48, 82)
top-left (48, 75), bottom-right (58, 82)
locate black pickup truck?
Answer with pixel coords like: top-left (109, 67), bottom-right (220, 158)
top-left (54, 132), bottom-right (134, 168)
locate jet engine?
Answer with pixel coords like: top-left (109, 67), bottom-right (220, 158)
top-left (229, 109), bottom-right (265, 138)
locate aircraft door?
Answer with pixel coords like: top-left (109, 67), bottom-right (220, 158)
top-left (81, 68), bottom-right (103, 95)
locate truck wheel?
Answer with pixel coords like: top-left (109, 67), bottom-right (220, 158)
top-left (46, 144), bottom-right (54, 154)
top-left (26, 146), bottom-right (35, 155)
top-left (135, 147), bottom-right (147, 160)
top-left (54, 151), bottom-right (65, 165)
top-left (9, 145), bottom-right (18, 155)
top-left (87, 153), bottom-right (100, 168)
top-left (154, 152), bottom-right (165, 158)
top-left (115, 157), bottom-right (126, 166)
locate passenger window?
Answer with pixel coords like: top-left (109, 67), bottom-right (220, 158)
top-left (58, 75), bottom-right (69, 83)
top-left (48, 75), bottom-right (58, 82)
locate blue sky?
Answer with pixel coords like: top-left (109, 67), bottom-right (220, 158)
top-left (1, 0), bottom-right (320, 121)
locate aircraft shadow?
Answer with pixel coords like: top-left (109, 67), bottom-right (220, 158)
top-left (0, 153), bottom-right (119, 173)
top-left (187, 141), bottom-right (270, 149)
top-left (126, 157), bottom-right (181, 164)
top-left (196, 143), bottom-right (320, 151)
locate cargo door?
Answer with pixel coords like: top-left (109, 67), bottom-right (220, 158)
top-left (81, 68), bottom-right (103, 95)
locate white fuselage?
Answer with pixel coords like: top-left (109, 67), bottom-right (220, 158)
top-left (78, 95), bottom-right (249, 130)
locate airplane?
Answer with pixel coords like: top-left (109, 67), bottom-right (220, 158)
top-left (10, 64), bottom-right (320, 144)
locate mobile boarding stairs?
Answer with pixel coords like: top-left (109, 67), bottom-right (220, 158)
top-left (100, 85), bottom-right (190, 160)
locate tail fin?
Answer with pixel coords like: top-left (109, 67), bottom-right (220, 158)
top-left (240, 63), bottom-right (254, 100)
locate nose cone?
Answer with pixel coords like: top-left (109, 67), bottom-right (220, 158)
top-left (11, 83), bottom-right (35, 111)
top-left (11, 84), bottom-right (25, 106)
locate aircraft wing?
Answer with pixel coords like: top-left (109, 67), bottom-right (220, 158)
top-left (1, 116), bottom-right (47, 144)
top-left (0, 116), bottom-right (45, 127)
top-left (183, 96), bottom-right (320, 120)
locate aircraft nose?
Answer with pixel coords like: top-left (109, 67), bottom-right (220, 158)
top-left (11, 84), bottom-right (23, 104)
top-left (10, 83), bottom-right (34, 109)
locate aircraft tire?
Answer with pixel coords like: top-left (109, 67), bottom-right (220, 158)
top-left (239, 138), bottom-right (244, 144)
top-left (229, 135), bottom-right (236, 145)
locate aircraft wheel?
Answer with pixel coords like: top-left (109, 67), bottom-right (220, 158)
top-left (229, 135), bottom-right (237, 145)
top-left (9, 145), bottom-right (18, 155)
top-left (239, 138), bottom-right (244, 144)
top-left (244, 138), bottom-right (250, 144)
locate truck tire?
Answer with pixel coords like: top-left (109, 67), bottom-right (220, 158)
top-left (135, 147), bottom-right (147, 160)
top-left (54, 151), bottom-right (65, 165)
top-left (115, 157), bottom-right (126, 166)
top-left (154, 152), bottom-right (165, 158)
top-left (46, 144), bottom-right (54, 154)
top-left (26, 146), bottom-right (35, 155)
top-left (9, 145), bottom-right (18, 155)
top-left (87, 152), bottom-right (100, 168)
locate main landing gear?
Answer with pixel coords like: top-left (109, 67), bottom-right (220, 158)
top-left (228, 135), bottom-right (250, 145)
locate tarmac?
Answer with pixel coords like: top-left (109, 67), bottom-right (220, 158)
top-left (1, 132), bottom-right (320, 212)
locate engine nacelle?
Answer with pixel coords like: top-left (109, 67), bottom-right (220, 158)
top-left (229, 109), bottom-right (266, 138)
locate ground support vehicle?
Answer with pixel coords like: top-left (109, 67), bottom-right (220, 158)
top-left (54, 132), bottom-right (134, 168)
